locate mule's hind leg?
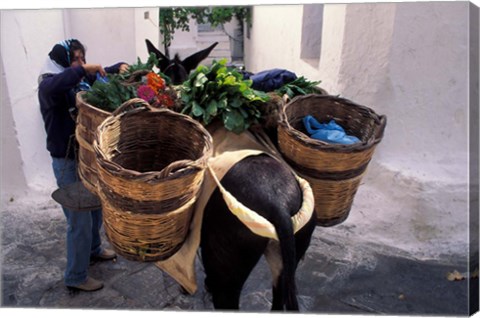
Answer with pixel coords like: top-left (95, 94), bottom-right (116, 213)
top-left (201, 188), bottom-right (269, 310)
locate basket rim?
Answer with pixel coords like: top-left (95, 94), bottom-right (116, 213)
top-left (76, 91), bottom-right (113, 116)
top-left (279, 94), bottom-right (386, 153)
top-left (94, 104), bottom-right (213, 182)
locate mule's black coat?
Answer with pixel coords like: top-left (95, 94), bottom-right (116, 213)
top-left (200, 155), bottom-right (315, 310)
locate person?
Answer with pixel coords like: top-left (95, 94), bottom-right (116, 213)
top-left (37, 39), bottom-right (128, 292)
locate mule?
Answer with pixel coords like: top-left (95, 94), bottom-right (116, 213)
top-left (146, 40), bottom-right (316, 311)
top-left (145, 39), bottom-right (218, 85)
top-left (201, 154), bottom-right (316, 310)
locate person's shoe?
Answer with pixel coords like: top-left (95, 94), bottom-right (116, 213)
top-left (91, 248), bottom-right (117, 262)
top-left (67, 276), bottom-right (103, 292)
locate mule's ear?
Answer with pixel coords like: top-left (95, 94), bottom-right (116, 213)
top-left (145, 39), bottom-right (170, 71)
top-left (181, 42), bottom-right (218, 74)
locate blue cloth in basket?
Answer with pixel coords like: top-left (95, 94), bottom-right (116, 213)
top-left (303, 115), bottom-right (360, 145)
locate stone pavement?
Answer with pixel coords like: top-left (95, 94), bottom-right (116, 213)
top-left (1, 194), bottom-right (477, 316)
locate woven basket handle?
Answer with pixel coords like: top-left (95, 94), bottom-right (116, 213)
top-left (278, 103), bottom-right (290, 129)
top-left (158, 159), bottom-right (205, 178)
top-left (112, 98), bottom-right (153, 116)
top-left (374, 115), bottom-right (387, 144)
top-left (120, 69), bottom-right (150, 87)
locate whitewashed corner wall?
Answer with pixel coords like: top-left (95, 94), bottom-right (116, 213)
top-left (245, 2), bottom-right (470, 183)
top-left (244, 2), bottom-right (476, 259)
top-left (1, 9), bottom-right (65, 196)
top-left (0, 7), bottom-right (159, 201)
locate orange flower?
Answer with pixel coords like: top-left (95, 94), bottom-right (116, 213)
top-left (147, 72), bottom-right (165, 91)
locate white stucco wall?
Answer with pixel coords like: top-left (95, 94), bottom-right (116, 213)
top-left (1, 58), bottom-right (28, 201)
top-left (339, 2), bottom-right (469, 182)
top-left (245, 5), bottom-right (306, 73)
top-left (244, 2), bottom-right (478, 260)
top-left (0, 7), bottom-right (159, 198)
top-left (65, 8), bottom-right (137, 65)
top-left (135, 8), bottom-right (160, 63)
top-left (1, 9), bottom-right (66, 192)
top-left (66, 7), bottom-right (159, 69)
top-left (246, 2), bottom-right (472, 183)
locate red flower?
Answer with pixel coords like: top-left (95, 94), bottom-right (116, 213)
top-left (157, 93), bottom-right (174, 108)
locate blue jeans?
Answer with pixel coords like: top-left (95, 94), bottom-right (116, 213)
top-left (51, 157), bottom-right (103, 286)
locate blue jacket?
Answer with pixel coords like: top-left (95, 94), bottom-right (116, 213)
top-left (38, 63), bottom-right (123, 159)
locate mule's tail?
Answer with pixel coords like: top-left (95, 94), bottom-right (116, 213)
top-left (280, 222), bottom-right (300, 311)
top-left (266, 217), bottom-right (299, 311)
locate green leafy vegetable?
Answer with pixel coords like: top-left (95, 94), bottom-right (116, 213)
top-left (274, 76), bottom-right (322, 99)
top-left (83, 75), bottom-right (137, 112)
top-left (83, 53), bottom-right (172, 111)
top-left (122, 53), bottom-right (159, 76)
top-left (180, 59), bottom-right (270, 134)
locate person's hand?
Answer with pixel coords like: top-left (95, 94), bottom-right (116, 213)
top-left (83, 64), bottom-right (106, 77)
top-left (119, 63), bottom-right (129, 74)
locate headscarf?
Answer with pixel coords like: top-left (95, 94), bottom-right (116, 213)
top-left (38, 38), bottom-right (92, 122)
top-left (38, 39), bottom-right (86, 85)
top-left (49, 39), bottom-right (74, 67)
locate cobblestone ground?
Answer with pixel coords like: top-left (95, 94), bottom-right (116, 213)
top-left (1, 197), bottom-right (476, 315)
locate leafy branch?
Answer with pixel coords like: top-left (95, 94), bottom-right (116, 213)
top-left (159, 7), bottom-right (252, 52)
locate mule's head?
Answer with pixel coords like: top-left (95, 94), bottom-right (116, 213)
top-left (146, 39), bottom-right (218, 85)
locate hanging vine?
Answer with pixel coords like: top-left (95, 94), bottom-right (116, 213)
top-left (159, 6), bottom-right (252, 53)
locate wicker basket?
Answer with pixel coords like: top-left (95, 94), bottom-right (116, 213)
top-left (278, 94), bottom-right (386, 227)
top-left (75, 70), bottom-right (179, 194)
top-left (75, 92), bottom-right (112, 194)
top-left (94, 99), bottom-right (213, 261)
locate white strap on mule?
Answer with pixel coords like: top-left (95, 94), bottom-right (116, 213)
top-left (207, 161), bottom-right (314, 241)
